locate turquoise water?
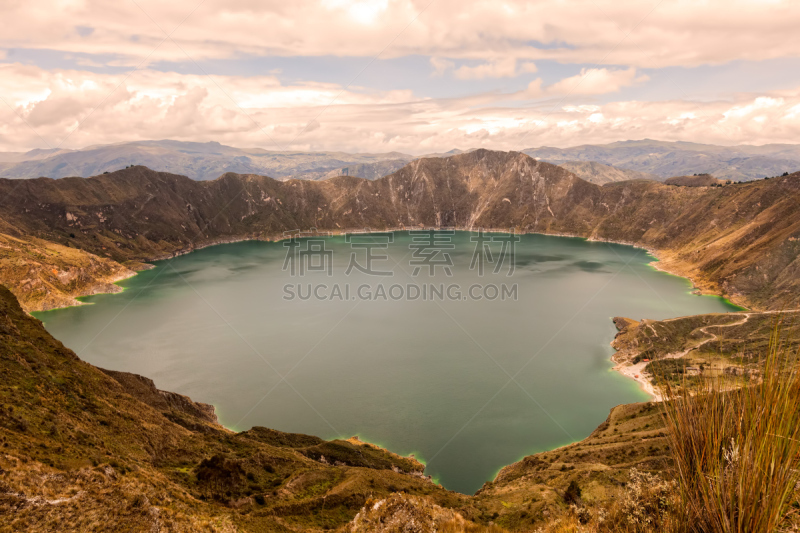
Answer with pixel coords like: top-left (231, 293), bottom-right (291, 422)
top-left (35, 232), bottom-right (740, 494)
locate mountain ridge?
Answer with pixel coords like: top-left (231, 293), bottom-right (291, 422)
top-left (1, 149), bottom-right (799, 312)
top-left (0, 140), bottom-right (417, 182)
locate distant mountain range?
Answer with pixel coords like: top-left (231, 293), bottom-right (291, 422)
top-left (0, 140), bottom-right (414, 182)
top-left (3, 139), bottom-right (800, 184)
top-left (523, 139), bottom-right (800, 181)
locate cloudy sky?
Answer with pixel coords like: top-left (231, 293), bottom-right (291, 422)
top-left (2, 0), bottom-right (800, 154)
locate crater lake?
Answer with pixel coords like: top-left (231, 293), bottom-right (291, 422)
top-left (35, 232), bottom-right (740, 494)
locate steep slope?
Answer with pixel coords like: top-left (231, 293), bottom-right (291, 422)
top-left (1, 149), bottom-right (799, 311)
top-left (474, 401), bottom-right (671, 531)
top-left (0, 233), bottom-right (137, 312)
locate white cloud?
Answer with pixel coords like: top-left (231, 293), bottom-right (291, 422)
top-left (522, 78), bottom-right (544, 98)
top-left (0, 63), bottom-right (416, 151)
top-left (518, 68), bottom-right (647, 99)
top-left (2, 1), bottom-right (800, 68)
top-left (4, 62), bottom-right (800, 154)
top-left (546, 68), bottom-right (647, 95)
top-left (323, 0), bottom-right (390, 25)
top-left (430, 57), bottom-right (455, 77)
top-left (723, 96), bottom-right (784, 119)
top-left (563, 105), bottom-right (602, 113)
top-left (453, 59), bottom-right (537, 80)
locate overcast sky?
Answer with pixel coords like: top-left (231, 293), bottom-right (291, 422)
top-left (2, 0), bottom-right (800, 154)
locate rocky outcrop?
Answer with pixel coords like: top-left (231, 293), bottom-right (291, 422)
top-left (0, 233), bottom-right (136, 312)
top-left (98, 368), bottom-right (219, 425)
top-left (610, 310), bottom-right (800, 374)
top-left (346, 493), bottom-right (479, 533)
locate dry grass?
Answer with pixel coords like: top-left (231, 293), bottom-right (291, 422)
top-left (660, 323), bottom-right (800, 533)
top-left (438, 522), bottom-right (507, 533)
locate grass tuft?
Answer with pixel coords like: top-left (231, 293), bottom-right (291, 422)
top-left (660, 322), bottom-right (800, 533)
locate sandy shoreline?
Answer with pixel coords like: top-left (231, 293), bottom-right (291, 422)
top-left (612, 359), bottom-right (662, 402)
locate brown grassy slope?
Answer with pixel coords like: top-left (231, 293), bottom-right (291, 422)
top-left (472, 402), bottom-right (670, 531)
top-left (0, 285), bottom-right (470, 532)
top-left (0, 232), bottom-right (136, 312)
top-left (1, 150), bottom-right (799, 310)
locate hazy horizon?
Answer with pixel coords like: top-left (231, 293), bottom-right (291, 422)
top-left (6, 137), bottom-right (800, 159)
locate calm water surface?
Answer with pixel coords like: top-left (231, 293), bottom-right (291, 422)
top-left (35, 232), bottom-right (740, 494)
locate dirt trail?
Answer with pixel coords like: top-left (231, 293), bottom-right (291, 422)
top-left (665, 309), bottom-right (800, 359)
top-left (665, 313), bottom-right (752, 360)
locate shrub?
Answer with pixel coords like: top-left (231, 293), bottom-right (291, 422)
top-left (196, 454), bottom-right (246, 497)
top-left (619, 469), bottom-right (677, 531)
top-left (563, 480), bottom-right (581, 505)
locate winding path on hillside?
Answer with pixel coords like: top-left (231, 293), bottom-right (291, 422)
top-left (665, 313), bottom-right (752, 360)
top-left (618, 310), bottom-right (800, 401)
top-left (662, 308), bottom-right (800, 359)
